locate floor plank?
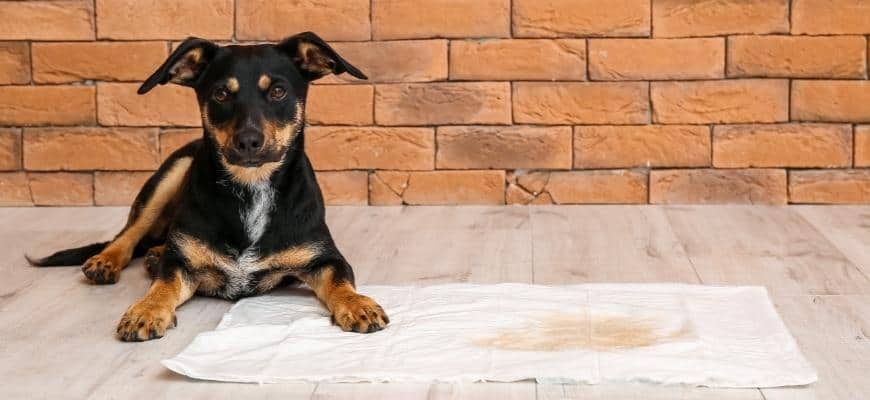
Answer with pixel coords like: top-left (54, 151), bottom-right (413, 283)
top-left (795, 206), bottom-right (870, 280)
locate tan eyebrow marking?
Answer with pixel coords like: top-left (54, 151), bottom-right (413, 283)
top-left (258, 74), bottom-right (271, 91)
top-left (226, 77), bottom-right (239, 93)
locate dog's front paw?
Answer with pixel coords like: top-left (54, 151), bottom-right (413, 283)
top-left (116, 301), bottom-right (177, 342)
top-left (331, 294), bottom-right (389, 333)
top-left (82, 254), bottom-right (120, 284)
top-left (143, 245), bottom-right (165, 277)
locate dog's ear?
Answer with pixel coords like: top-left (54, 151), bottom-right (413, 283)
top-left (138, 37), bottom-right (219, 94)
top-left (277, 32), bottom-right (367, 81)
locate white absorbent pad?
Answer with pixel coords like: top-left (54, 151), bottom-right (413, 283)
top-left (164, 284), bottom-right (816, 387)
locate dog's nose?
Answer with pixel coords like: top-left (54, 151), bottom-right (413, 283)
top-left (233, 130), bottom-right (264, 156)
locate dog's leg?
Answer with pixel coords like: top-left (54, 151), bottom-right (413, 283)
top-left (143, 244), bottom-right (165, 277)
top-left (116, 268), bottom-right (198, 341)
top-left (301, 263), bottom-right (389, 333)
top-left (82, 157), bottom-right (192, 284)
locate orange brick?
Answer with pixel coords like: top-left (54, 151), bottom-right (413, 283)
top-left (0, 1), bottom-right (94, 40)
top-left (0, 172), bottom-right (32, 206)
top-left (307, 85), bottom-right (373, 125)
top-left (653, 0), bottom-right (788, 37)
top-left (713, 124), bottom-right (852, 168)
top-left (450, 39), bottom-right (586, 81)
top-left (513, 82), bottom-right (649, 124)
top-left (0, 129), bottom-right (21, 171)
top-left (790, 170), bottom-right (870, 204)
top-left (369, 171), bottom-right (407, 205)
top-left (651, 80), bottom-right (788, 124)
top-left (727, 36), bottom-right (866, 78)
top-left (791, 81), bottom-right (870, 123)
top-left (373, 0), bottom-right (509, 40)
top-left (160, 129), bottom-right (201, 161)
top-left (0, 42), bottom-right (30, 84)
top-left (32, 42), bottom-right (168, 84)
top-left (856, 126), bottom-right (870, 167)
top-left (574, 125), bottom-right (710, 168)
top-left (96, 0), bottom-right (232, 40)
top-left (306, 127), bottom-right (434, 170)
top-left (28, 172), bottom-right (93, 206)
top-left (436, 126), bottom-right (572, 169)
top-left (0, 86), bottom-right (95, 126)
top-left (589, 38), bottom-right (724, 80)
top-left (513, 0), bottom-right (650, 38)
top-left (313, 40), bottom-right (448, 84)
top-left (98, 83), bottom-right (200, 127)
top-left (651, 169), bottom-right (787, 205)
top-left (544, 170), bottom-right (648, 204)
top-left (375, 83), bottom-right (511, 125)
top-left (94, 171), bottom-right (151, 206)
top-left (792, 0), bottom-right (870, 34)
top-left (315, 171), bottom-right (368, 205)
top-left (237, 0), bottom-right (369, 41)
top-left (400, 170), bottom-right (505, 205)
top-left (24, 128), bottom-right (159, 171)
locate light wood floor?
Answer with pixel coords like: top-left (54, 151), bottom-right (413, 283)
top-left (2, 206), bottom-right (868, 399)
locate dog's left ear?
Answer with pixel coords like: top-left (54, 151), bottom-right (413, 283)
top-left (138, 37), bottom-right (220, 94)
top-left (278, 32), bottom-right (367, 81)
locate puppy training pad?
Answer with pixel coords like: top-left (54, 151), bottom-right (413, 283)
top-left (164, 284), bottom-right (816, 387)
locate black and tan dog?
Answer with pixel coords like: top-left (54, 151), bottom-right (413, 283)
top-left (27, 32), bottom-right (389, 341)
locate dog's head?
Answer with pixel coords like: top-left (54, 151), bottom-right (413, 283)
top-left (138, 32), bottom-right (366, 184)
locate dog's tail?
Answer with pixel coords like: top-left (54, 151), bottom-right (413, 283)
top-left (26, 241), bottom-right (110, 267)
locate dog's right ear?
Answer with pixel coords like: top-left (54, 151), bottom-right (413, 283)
top-left (138, 37), bottom-right (219, 94)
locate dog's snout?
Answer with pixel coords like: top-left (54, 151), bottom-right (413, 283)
top-left (233, 130), bottom-right (264, 156)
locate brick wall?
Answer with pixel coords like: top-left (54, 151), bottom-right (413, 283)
top-left (1, 0), bottom-right (869, 206)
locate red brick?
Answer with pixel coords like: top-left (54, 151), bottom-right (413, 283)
top-left (792, 0), bottom-right (870, 34)
top-left (513, 82), bottom-right (649, 124)
top-left (856, 126), bottom-right (870, 167)
top-left (545, 170), bottom-right (648, 204)
top-left (713, 124), bottom-right (852, 168)
top-left (513, 0), bottom-right (650, 38)
top-left (373, 0), bottom-right (509, 40)
top-left (651, 80), bottom-right (788, 124)
top-left (306, 127), bottom-right (434, 170)
top-left (0, 129), bottom-right (21, 171)
top-left (0, 1), bottom-right (94, 40)
top-left (315, 171), bottom-right (369, 205)
top-left (0, 172), bottom-right (32, 206)
top-left (369, 171), bottom-right (407, 205)
top-left (94, 171), bottom-right (151, 206)
top-left (653, 0), bottom-right (788, 37)
top-left (0, 42), bottom-right (30, 84)
top-left (574, 125), bottom-right (710, 168)
top-left (375, 83), bottom-right (511, 125)
top-left (727, 36), bottom-right (867, 78)
top-left (589, 38), bottom-right (724, 80)
top-left (237, 0), bottom-right (369, 41)
top-left (98, 83), bottom-right (200, 127)
top-left (651, 169), bottom-right (787, 205)
top-left (28, 172), bottom-right (93, 206)
top-left (96, 0), bottom-right (232, 40)
top-left (320, 40), bottom-right (447, 83)
top-left (0, 86), bottom-right (95, 126)
top-left (307, 85), bottom-right (373, 125)
top-left (32, 42), bottom-right (168, 84)
top-left (160, 129), bottom-right (201, 161)
top-left (450, 39), bottom-right (586, 81)
top-left (791, 81), bottom-right (870, 123)
top-left (24, 128), bottom-right (159, 171)
top-left (400, 170), bottom-right (505, 205)
top-left (789, 170), bottom-right (870, 204)
top-left (436, 126), bottom-right (572, 169)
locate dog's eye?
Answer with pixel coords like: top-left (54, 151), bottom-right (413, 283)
top-left (269, 86), bottom-right (287, 101)
top-left (213, 87), bottom-right (230, 103)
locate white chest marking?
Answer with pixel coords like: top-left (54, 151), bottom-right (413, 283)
top-left (237, 182), bottom-right (275, 271)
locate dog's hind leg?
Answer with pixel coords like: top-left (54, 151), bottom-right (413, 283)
top-left (82, 157), bottom-right (192, 284)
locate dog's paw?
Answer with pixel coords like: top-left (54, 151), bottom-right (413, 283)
top-left (116, 301), bottom-right (177, 342)
top-left (331, 294), bottom-right (389, 333)
top-left (144, 246), bottom-right (164, 277)
top-left (82, 254), bottom-right (121, 284)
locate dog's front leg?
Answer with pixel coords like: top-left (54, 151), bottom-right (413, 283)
top-left (302, 263), bottom-right (389, 333)
top-left (116, 267), bottom-right (197, 341)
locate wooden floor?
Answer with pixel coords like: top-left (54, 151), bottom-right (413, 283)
top-left (2, 205), bottom-right (869, 399)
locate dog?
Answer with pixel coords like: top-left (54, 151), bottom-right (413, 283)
top-left (27, 32), bottom-right (389, 341)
